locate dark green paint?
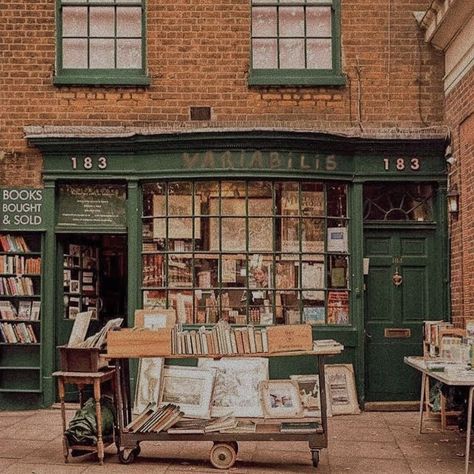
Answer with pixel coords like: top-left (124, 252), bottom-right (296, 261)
top-left (57, 183), bottom-right (127, 230)
top-left (18, 130), bottom-right (448, 408)
top-left (364, 230), bottom-right (441, 401)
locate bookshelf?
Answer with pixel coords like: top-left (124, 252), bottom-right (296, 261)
top-left (63, 243), bottom-right (100, 319)
top-left (0, 232), bottom-right (42, 393)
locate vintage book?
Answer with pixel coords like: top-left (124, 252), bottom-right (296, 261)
top-left (67, 311), bottom-right (92, 347)
top-left (17, 300), bottom-right (32, 319)
top-left (261, 328), bottom-right (268, 353)
top-left (267, 324), bottom-right (313, 353)
top-left (330, 267), bottom-right (346, 288)
top-left (205, 417), bottom-right (238, 433)
top-left (0, 301), bottom-right (17, 319)
top-left (303, 306), bottom-right (325, 325)
top-left (125, 403), bottom-right (156, 431)
top-left (248, 325), bottom-right (256, 353)
top-left (167, 419), bottom-right (208, 434)
top-left (30, 301), bottom-right (41, 320)
top-left (221, 420), bottom-right (257, 433)
top-left (255, 331), bottom-right (263, 353)
top-left (241, 327), bottom-right (251, 354)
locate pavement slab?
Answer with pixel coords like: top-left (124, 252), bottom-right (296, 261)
top-left (0, 408), bottom-right (472, 473)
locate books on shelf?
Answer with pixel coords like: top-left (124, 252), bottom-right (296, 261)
top-left (0, 234), bottom-right (30, 253)
top-left (0, 321), bottom-right (38, 343)
top-left (0, 301), bottom-right (17, 320)
top-left (0, 255), bottom-right (41, 274)
top-left (172, 320), bottom-right (270, 356)
top-left (0, 276), bottom-right (35, 296)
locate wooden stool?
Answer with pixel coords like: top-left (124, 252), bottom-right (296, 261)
top-left (53, 369), bottom-right (115, 465)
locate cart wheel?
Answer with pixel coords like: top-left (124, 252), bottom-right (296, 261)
top-left (134, 443), bottom-right (141, 457)
top-left (210, 442), bottom-right (237, 469)
top-left (229, 441), bottom-right (238, 454)
top-left (311, 449), bottom-right (320, 468)
top-left (118, 448), bottom-right (138, 465)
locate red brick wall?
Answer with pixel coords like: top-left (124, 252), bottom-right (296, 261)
top-left (446, 70), bottom-right (474, 326)
top-left (0, 0), bottom-right (444, 186)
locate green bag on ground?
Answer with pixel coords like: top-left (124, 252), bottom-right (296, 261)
top-left (65, 396), bottom-right (115, 448)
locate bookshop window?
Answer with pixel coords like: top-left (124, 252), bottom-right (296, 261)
top-left (142, 180), bottom-right (350, 326)
top-left (54, 0), bottom-right (149, 86)
top-left (363, 183), bottom-right (435, 222)
top-left (248, 0), bottom-right (345, 86)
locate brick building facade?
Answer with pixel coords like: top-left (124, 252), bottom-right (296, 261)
top-left (0, 0), bottom-right (457, 408)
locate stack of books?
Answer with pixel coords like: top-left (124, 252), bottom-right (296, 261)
top-left (172, 320), bottom-right (269, 356)
top-left (126, 403), bottom-right (183, 433)
top-left (166, 415), bottom-right (240, 434)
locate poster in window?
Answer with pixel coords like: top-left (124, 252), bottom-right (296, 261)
top-left (327, 291), bottom-right (349, 325)
top-left (153, 195), bottom-right (201, 239)
top-left (209, 198), bottom-right (272, 251)
top-left (281, 191), bottom-right (324, 253)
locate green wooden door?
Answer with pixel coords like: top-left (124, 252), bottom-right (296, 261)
top-left (364, 229), bottom-right (440, 401)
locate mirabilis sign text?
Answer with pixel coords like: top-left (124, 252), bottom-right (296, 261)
top-left (1, 188), bottom-right (43, 229)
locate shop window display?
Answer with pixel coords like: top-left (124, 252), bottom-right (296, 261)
top-left (141, 180), bottom-right (349, 326)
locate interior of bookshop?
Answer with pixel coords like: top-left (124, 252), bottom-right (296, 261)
top-left (140, 180), bottom-right (350, 327)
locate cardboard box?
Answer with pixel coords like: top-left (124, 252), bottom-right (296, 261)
top-left (267, 324), bottom-right (313, 353)
top-left (106, 328), bottom-right (172, 358)
top-left (58, 346), bottom-right (108, 372)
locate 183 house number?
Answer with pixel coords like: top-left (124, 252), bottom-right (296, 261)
top-left (70, 156), bottom-right (108, 170)
top-left (383, 158), bottom-right (421, 171)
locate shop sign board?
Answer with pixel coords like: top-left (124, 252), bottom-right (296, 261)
top-left (57, 183), bottom-right (126, 229)
top-left (1, 188), bottom-right (44, 230)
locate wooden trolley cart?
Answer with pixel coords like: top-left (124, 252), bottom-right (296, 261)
top-left (110, 344), bottom-right (343, 470)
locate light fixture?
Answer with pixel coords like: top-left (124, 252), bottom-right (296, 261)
top-left (447, 185), bottom-right (460, 216)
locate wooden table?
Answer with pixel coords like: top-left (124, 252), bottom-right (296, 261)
top-left (53, 369), bottom-right (116, 465)
top-left (405, 356), bottom-right (474, 474)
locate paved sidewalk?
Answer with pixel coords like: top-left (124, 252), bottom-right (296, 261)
top-left (0, 409), bottom-right (470, 473)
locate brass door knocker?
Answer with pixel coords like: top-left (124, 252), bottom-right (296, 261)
top-left (392, 271), bottom-right (403, 286)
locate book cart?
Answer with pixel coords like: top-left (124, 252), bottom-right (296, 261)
top-left (109, 343), bottom-right (343, 470)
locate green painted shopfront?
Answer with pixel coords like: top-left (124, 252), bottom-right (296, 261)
top-left (0, 129), bottom-right (448, 409)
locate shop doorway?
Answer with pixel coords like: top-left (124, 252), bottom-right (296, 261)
top-left (56, 234), bottom-right (127, 360)
top-left (364, 229), bottom-right (440, 402)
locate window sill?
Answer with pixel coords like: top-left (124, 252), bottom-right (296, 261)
top-left (248, 70), bottom-right (346, 87)
top-left (53, 73), bottom-right (151, 87)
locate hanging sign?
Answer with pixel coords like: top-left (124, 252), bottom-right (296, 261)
top-left (1, 188), bottom-right (44, 229)
top-left (57, 183), bottom-right (126, 229)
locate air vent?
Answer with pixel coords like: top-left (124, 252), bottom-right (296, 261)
top-left (190, 106), bottom-right (211, 121)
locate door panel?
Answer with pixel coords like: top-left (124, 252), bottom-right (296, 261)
top-left (364, 230), bottom-right (438, 402)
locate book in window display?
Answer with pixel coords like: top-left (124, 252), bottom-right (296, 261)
top-left (275, 261), bottom-right (296, 291)
top-left (301, 262), bottom-right (325, 300)
top-left (327, 227), bottom-right (348, 253)
top-left (327, 291), bottom-right (349, 325)
top-left (303, 306), bottom-right (325, 325)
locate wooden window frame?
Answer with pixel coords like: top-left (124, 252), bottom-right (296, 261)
top-left (248, 0), bottom-right (345, 86)
top-left (54, 0), bottom-right (150, 86)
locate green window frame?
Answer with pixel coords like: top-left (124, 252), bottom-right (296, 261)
top-left (141, 180), bottom-right (351, 327)
top-left (248, 0), bottom-right (345, 86)
top-left (54, 0), bottom-right (150, 86)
